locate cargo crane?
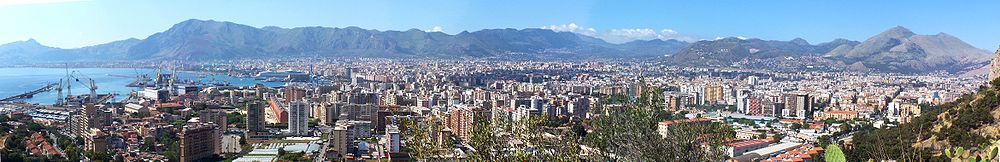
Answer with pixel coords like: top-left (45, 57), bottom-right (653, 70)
top-left (168, 63), bottom-right (177, 95)
top-left (56, 78), bottom-right (65, 105)
top-left (56, 64), bottom-right (70, 106)
top-left (69, 71), bottom-right (98, 104)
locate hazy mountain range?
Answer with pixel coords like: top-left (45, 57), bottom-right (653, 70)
top-left (0, 19), bottom-right (992, 74)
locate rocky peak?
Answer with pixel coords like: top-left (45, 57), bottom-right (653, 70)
top-left (790, 38), bottom-right (810, 45)
top-left (874, 26), bottom-right (916, 40)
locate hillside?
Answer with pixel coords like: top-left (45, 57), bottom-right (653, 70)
top-left (0, 19), bottom-right (689, 62)
top-left (0, 39), bottom-right (60, 63)
top-left (664, 37), bottom-right (857, 67)
top-left (849, 64), bottom-right (1000, 160)
top-left (824, 26), bottom-right (992, 73)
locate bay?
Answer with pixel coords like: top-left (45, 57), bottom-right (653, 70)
top-left (0, 68), bottom-right (282, 104)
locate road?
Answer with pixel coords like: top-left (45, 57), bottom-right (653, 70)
top-left (48, 132), bottom-right (67, 157)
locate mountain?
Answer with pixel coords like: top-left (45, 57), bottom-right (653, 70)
top-left (51, 38), bottom-right (142, 60)
top-left (660, 26), bottom-right (990, 74)
top-left (0, 39), bottom-right (59, 62)
top-left (0, 20), bottom-right (991, 74)
top-left (0, 19), bottom-right (689, 63)
top-left (120, 19), bottom-right (687, 60)
top-left (663, 37), bottom-right (857, 67)
top-left (824, 26), bottom-right (992, 73)
top-left (617, 39), bottom-right (689, 57)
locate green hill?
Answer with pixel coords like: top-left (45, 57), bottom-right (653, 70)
top-left (849, 78), bottom-right (1000, 161)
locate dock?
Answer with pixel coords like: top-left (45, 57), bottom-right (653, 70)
top-left (0, 83), bottom-right (58, 102)
top-left (127, 77), bottom-right (151, 87)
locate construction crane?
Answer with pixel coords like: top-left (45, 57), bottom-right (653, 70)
top-left (70, 71), bottom-right (98, 103)
top-left (155, 64), bottom-right (162, 88)
top-left (168, 63), bottom-right (177, 95)
top-left (56, 78), bottom-right (64, 105)
top-left (57, 64), bottom-right (71, 106)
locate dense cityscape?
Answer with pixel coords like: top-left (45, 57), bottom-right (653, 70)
top-left (0, 56), bottom-right (992, 161)
top-left (3, 1), bottom-right (1000, 162)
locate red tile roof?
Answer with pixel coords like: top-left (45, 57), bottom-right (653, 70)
top-left (727, 139), bottom-right (769, 148)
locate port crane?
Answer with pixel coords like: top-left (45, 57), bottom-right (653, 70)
top-left (69, 71), bottom-right (98, 103)
top-left (56, 64), bottom-right (70, 106)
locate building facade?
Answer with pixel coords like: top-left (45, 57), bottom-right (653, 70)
top-left (288, 100), bottom-right (311, 135)
top-left (179, 122), bottom-right (219, 162)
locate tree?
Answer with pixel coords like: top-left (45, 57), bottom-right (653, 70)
top-left (75, 136), bottom-right (85, 146)
top-left (585, 106), bottom-right (732, 161)
top-left (228, 112), bottom-right (246, 129)
top-left (790, 123), bottom-right (803, 130)
top-left (86, 151), bottom-right (114, 162)
top-left (143, 139), bottom-right (155, 152)
top-left (65, 146), bottom-right (81, 162)
top-left (400, 117), bottom-right (435, 160)
top-left (162, 141), bottom-right (181, 162)
top-left (469, 113), bottom-right (502, 161)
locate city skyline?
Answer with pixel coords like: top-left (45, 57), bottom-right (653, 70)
top-left (2, 0), bottom-right (999, 49)
top-left (0, 1), bottom-right (999, 161)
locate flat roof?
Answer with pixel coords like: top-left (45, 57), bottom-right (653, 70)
top-left (746, 142), bottom-right (803, 156)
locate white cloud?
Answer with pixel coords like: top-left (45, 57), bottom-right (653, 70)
top-left (543, 23), bottom-right (699, 43)
top-left (542, 23), bottom-right (597, 36)
top-left (0, 0), bottom-right (87, 6)
top-left (602, 28), bottom-right (659, 43)
top-left (426, 26), bottom-right (444, 33)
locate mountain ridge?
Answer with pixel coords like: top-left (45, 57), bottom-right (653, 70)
top-left (118, 19), bottom-right (692, 60)
top-left (0, 19), bottom-right (991, 74)
top-left (823, 26), bottom-right (992, 73)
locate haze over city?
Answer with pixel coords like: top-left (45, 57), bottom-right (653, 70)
top-left (0, 1), bottom-right (998, 162)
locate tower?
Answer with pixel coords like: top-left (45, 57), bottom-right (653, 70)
top-left (288, 100), bottom-right (310, 136)
top-left (246, 100), bottom-right (267, 139)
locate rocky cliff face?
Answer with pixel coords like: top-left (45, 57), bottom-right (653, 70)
top-left (990, 46), bottom-right (1000, 81)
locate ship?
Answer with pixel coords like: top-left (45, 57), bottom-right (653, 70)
top-left (255, 70), bottom-right (311, 82)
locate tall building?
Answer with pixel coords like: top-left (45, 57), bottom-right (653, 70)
top-left (342, 104), bottom-right (378, 122)
top-left (736, 90), bottom-right (750, 114)
top-left (705, 85), bottom-right (724, 104)
top-left (84, 128), bottom-right (108, 152)
top-left (288, 100), bottom-right (311, 135)
top-left (246, 100), bottom-right (268, 139)
top-left (330, 121), bottom-right (351, 156)
top-left (448, 105), bottom-right (474, 142)
top-left (386, 124), bottom-right (401, 153)
top-left (284, 87), bottom-right (307, 101)
top-left (199, 109), bottom-right (228, 132)
top-left (783, 93), bottom-right (813, 118)
top-left (348, 92), bottom-right (380, 105)
top-left (663, 92), bottom-right (689, 111)
top-left (72, 103), bottom-right (99, 137)
top-left (568, 96), bottom-right (590, 118)
top-left (748, 96), bottom-right (762, 116)
top-left (746, 76), bottom-right (759, 86)
top-left (322, 102), bottom-right (345, 126)
top-left (199, 109), bottom-right (227, 154)
top-left (796, 94), bottom-right (813, 118)
top-left (179, 122), bottom-right (219, 162)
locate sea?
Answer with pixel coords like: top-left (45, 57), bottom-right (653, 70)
top-left (0, 68), bottom-right (284, 104)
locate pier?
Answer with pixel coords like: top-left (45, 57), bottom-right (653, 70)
top-left (0, 83), bottom-right (58, 102)
top-left (127, 77), bottom-right (151, 87)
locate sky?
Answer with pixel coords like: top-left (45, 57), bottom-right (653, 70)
top-left (1, 0), bottom-right (998, 50)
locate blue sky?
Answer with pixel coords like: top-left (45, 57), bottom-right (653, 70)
top-left (1, 0), bottom-right (998, 49)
